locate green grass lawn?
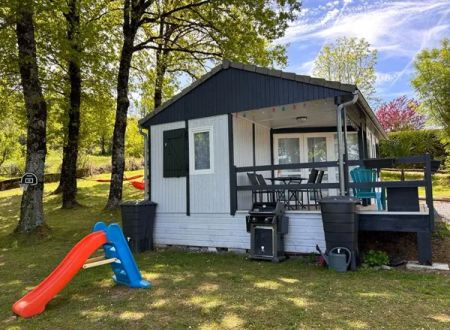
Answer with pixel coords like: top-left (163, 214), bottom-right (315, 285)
top-left (0, 150), bottom-right (112, 179)
top-left (1, 173), bottom-right (450, 329)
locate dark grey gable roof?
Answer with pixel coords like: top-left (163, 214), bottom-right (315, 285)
top-left (139, 60), bottom-right (357, 127)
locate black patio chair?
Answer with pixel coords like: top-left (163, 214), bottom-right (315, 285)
top-left (247, 173), bottom-right (260, 203)
top-left (312, 170), bottom-right (325, 209)
top-left (295, 169), bottom-right (319, 210)
top-left (256, 174), bottom-right (275, 202)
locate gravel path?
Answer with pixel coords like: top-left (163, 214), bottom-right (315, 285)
top-left (434, 201), bottom-right (450, 222)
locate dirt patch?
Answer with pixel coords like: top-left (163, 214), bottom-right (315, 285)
top-left (108, 286), bottom-right (136, 300)
top-left (360, 220), bottom-right (450, 265)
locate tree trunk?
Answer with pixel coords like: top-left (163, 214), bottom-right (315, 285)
top-left (153, 45), bottom-right (170, 109)
top-left (15, 0), bottom-right (48, 233)
top-left (153, 19), bottom-right (172, 109)
top-left (100, 136), bottom-right (106, 155)
top-left (60, 0), bottom-right (82, 208)
top-left (105, 36), bottom-right (134, 209)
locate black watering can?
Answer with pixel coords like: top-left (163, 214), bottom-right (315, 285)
top-left (316, 245), bottom-right (352, 272)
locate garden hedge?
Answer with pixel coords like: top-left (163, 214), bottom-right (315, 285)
top-left (379, 129), bottom-right (447, 162)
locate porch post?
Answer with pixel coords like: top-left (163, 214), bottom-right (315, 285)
top-left (228, 114), bottom-right (237, 215)
top-left (343, 108), bottom-right (350, 195)
top-left (185, 120), bottom-right (190, 216)
top-left (270, 128), bottom-right (274, 179)
top-left (357, 126), bottom-right (365, 159)
top-left (336, 103), bottom-right (346, 196)
top-left (336, 91), bottom-right (359, 196)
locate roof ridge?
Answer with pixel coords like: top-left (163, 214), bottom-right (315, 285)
top-left (224, 60), bottom-right (356, 92)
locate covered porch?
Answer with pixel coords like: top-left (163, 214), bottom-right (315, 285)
top-left (229, 98), bottom-right (435, 264)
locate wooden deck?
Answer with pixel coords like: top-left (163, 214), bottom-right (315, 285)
top-left (232, 155), bottom-right (435, 264)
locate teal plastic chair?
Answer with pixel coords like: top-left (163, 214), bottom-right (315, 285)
top-left (350, 167), bottom-right (384, 210)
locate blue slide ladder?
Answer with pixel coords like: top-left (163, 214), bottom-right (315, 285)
top-left (93, 222), bottom-right (151, 289)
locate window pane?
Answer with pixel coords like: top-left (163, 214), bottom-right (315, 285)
top-left (307, 137), bottom-right (330, 194)
top-left (347, 134), bottom-right (359, 160)
top-left (278, 138), bottom-right (300, 164)
top-left (278, 138), bottom-right (300, 173)
top-left (333, 133), bottom-right (359, 160)
top-left (194, 131), bottom-right (210, 170)
top-left (307, 137), bottom-right (327, 162)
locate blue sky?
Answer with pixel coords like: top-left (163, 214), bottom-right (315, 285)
top-left (278, 0), bottom-right (450, 105)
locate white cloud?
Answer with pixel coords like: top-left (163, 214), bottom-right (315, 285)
top-left (376, 71), bottom-right (400, 84)
top-left (289, 60), bottom-right (315, 75)
top-left (280, 0), bottom-right (449, 101)
top-left (321, 8), bottom-right (340, 24)
top-left (279, 0), bottom-right (450, 59)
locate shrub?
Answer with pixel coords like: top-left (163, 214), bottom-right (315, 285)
top-left (379, 129), bottom-right (447, 165)
top-left (363, 250), bottom-right (389, 267)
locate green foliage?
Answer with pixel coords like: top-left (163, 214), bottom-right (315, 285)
top-left (379, 129), bottom-right (447, 161)
top-left (134, 0), bottom-right (301, 115)
top-left (0, 118), bottom-right (24, 167)
top-left (412, 39), bottom-right (450, 137)
top-left (0, 84), bottom-right (26, 172)
top-left (313, 37), bottom-right (377, 101)
top-left (0, 0), bottom-right (120, 155)
top-left (363, 250), bottom-right (389, 267)
top-left (433, 221), bottom-right (450, 240)
top-left (79, 95), bottom-right (115, 155)
top-left (125, 117), bottom-right (144, 158)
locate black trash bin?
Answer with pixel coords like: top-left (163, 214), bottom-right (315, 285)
top-left (319, 196), bottom-right (360, 270)
top-left (120, 200), bottom-right (157, 253)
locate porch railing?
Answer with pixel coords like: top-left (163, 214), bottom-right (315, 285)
top-left (230, 154), bottom-right (435, 230)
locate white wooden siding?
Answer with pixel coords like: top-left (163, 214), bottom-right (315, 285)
top-left (150, 121), bottom-right (186, 213)
top-left (233, 115), bottom-right (253, 167)
top-left (188, 115), bottom-right (230, 213)
top-left (233, 115), bottom-right (254, 209)
top-left (153, 211), bottom-right (326, 253)
top-left (255, 124), bottom-right (271, 166)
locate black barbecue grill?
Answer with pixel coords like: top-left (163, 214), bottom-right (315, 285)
top-left (246, 202), bottom-right (288, 262)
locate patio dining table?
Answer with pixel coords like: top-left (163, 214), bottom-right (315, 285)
top-left (265, 176), bottom-right (306, 209)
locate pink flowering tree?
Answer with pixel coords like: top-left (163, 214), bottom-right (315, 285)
top-left (376, 96), bottom-right (426, 132)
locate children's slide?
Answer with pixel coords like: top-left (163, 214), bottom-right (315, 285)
top-left (12, 231), bottom-right (107, 318)
top-left (12, 222), bottom-right (150, 318)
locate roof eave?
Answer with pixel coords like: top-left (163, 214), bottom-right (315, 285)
top-left (356, 92), bottom-right (387, 139)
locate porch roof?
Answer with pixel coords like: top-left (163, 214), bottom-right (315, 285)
top-left (139, 60), bottom-right (386, 138)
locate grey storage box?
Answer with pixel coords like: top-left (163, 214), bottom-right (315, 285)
top-left (120, 200), bottom-right (157, 253)
top-left (319, 196), bottom-right (360, 270)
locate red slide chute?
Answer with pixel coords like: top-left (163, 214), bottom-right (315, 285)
top-left (12, 231), bottom-right (107, 318)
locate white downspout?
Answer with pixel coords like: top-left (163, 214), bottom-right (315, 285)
top-left (336, 91), bottom-right (359, 196)
top-left (139, 127), bottom-right (149, 200)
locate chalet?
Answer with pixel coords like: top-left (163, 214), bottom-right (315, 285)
top-left (139, 61), bottom-right (435, 264)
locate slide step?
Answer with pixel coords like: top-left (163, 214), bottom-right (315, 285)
top-left (83, 257), bottom-right (119, 269)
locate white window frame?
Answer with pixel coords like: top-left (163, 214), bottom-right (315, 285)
top-left (189, 126), bottom-right (214, 175)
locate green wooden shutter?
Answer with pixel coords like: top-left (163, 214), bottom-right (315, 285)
top-left (163, 128), bottom-right (187, 177)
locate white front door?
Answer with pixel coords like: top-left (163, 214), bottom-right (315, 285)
top-left (274, 133), bottom-right (338, 199)
top-left (274, 134), bottom-right (302, 177)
